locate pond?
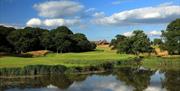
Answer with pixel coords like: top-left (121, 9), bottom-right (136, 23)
top-left (0, 67), bottom-right (179, 91)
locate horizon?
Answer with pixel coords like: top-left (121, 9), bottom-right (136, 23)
top-left (0, 0), bottom-right (180, 41)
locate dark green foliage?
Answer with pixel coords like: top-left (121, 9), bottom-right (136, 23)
top-left (110, 35), bottom-right (126, 49)
top-left (131, 31), bottom-right (152, 54)
top-left (111, 30), bottom-right (152, 54)
top-left (153, 38), bottom-right (163, 45)
top-left (0, 26), bottom-right (15, 52)
top-left (161, 18), bottom-right (180, 54)
top-left (24, 27), bottom-right (48, 50)
top-left (71, 33), bottom-right (96, 52)
top-left (0, 25), bottom-right (96, 53)
top-left (40, 31), bottom-right (52, 50)
top-left (7, 29), bottom-right (34, 53)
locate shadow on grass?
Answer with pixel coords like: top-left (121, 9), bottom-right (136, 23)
top-left (0, 52), bottom-right (33, 58)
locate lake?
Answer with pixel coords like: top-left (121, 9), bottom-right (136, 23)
top-left (0, 67), bottom-right (179, 91)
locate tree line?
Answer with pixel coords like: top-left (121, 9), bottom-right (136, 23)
top-left (110, 18), bottom-right (180, 55)
top-left (0, 26), bottom-right (96, 53)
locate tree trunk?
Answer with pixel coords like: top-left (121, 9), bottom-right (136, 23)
top-left (56, 49), bottom-right (59, 54)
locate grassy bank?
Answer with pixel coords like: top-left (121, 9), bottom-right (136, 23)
top-left (0, 45), bottom-right (179, 74)
top-left (142, 57), bottom-right (180, 70)
top-left (0, 45), bottom-right (135, 68)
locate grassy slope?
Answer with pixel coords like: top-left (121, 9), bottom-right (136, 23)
top-left (0, 45), bottom-right (135, 68)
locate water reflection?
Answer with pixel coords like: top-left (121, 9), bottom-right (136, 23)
top-left (1, 68), bottom-right (179, 91)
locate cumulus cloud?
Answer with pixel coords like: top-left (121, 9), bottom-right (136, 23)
top-left (123, 30), bottom-right (162, 37)
top-left (123, 31), bottom-right (133, 36)
top-left (93, 12), bottom-right (105, 18)
top-left (0, 23), bottom-right (24, 29)
top-left (43, 18), bottom-right (81, 27)
top-left (26, 18), bottom-right (42, 26)
top-left (147, 30), bottom-right (161, 36)
top-left (34, 1), bottom-right (84, 18)
top-left (26, 18), bottom-right (80, 27)
top-left (92, 4), bottom-right (180, 25)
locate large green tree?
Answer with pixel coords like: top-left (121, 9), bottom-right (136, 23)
top-left (110, 35), bottom-right (126, 49)
top-left (7, 29), bottom-right (35, 53)
top-left (153, 38), bottom-right (163, 45)
top-left (0, 26), bottom-right (15, 52)
top-left (71, 33), bottom-right (96, 52)
top-left (24, 27), bottom-right (48, 50)
top-left (131, 30), bottom-right (152, 54)
top-left (51, 26), bottom-right (73, 53)
top-left (111, 30), bottom-right (152, 54)
top-left (161, 18), bottom-right (180, 54)
top-left (40, 31), bottom-right (52, 50)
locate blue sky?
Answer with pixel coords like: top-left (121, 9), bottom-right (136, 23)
top-left (0, 0), bottom-right (180, 41)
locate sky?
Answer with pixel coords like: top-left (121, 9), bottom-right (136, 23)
top-left (0, 0), bottom-right (180, 41)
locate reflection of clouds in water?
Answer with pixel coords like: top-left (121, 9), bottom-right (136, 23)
top-left (6, 71), bottom-right (169, 91)
top-left (6, 75), bottom-right (134, 91)
top-left (6, 88), bottom-right (60, 91)
top-left (67, 75), bottom-right (134, 91)
top-left (144, 86), bottom-right (167, 91)
top-left (144, 70), bottom-right (167, 91)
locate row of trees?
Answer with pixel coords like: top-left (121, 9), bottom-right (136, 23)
top-left (110, 18), bottom-right (180, 55)
top-left (0, 26), bottom-right (96, 53)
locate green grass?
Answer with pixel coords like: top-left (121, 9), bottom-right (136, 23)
top-left (142, 57), bottom-right (180, 70)
top-left (0, 45), bottom-right (179, 70)
top-left (0, 45), bottom-right (135, 68)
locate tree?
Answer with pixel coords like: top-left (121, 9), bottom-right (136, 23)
top-left (51, 26), bottom-right (73, 53)
top-left (110, 35), bottom-right (126, 49)
top-left (112, 30), bottom-right (152, 54)
top-left (7, 29), bottom-right (35, 53)
top-left (71, 33), bottom-right (96, 52)
top-left (0, 26), bottom-right (15, 52)
top-left (40, 31), bottom-right (52, 50)
top-left (161, 18), bottom-right (180, 54)
top-left (24, 27), bottom-right (48, 50)
top-left (1, 25), bottom-right (96, 54)
top-left (131, 30), bottom-right (152, 54)
top-left (153, 38), bottom-right (163, 45)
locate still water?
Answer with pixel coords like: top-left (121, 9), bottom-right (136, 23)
top-left (1, 68), bottom-right (179, 91)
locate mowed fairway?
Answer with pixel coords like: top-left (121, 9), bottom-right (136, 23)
top-left (0, 45), bottom-right (135, 68)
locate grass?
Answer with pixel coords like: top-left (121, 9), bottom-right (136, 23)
top-left (142, 57), bottom-right (180, 70)
top-left (0, 45), bottom-right (179, 70)
top-left (0, 45), bottom-right (135, 68)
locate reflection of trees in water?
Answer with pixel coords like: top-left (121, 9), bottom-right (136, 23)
top-left (1, 68), bottom-right (179, 91)
top-left (114, 67), bottom-right (154, 91)
top-left (0, 74), bottom-right (88, 91)
top-left (163, 70), bottom-right (180, 91)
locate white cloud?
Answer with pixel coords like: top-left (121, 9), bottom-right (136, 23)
top-left (123, 30), bottom-right (162, 37)
top-left (147, 30), bottom-right (161, 36)
top-left (26, 18), bottom-right (42, 27)
top-left (93, 12), bottom-right (105, 18)
top-left (26, 18), bottom-right (81, 27)
top-left (92, 5), bottom-right (180, 25)
top-left (144, 86), bottom-right (167, 91)
top-left (123, 31), bottom-right (133, 36)
top-left (159, 2), bottom-right (173, 7)
top-left (43, 18), bottom-right (81, 27)
top-left (34, 1), bottom-right (84, 18)
top-left (85, 8), bottom-right (96, 12)
top-left (0, 23), bottom-right (24, 29)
